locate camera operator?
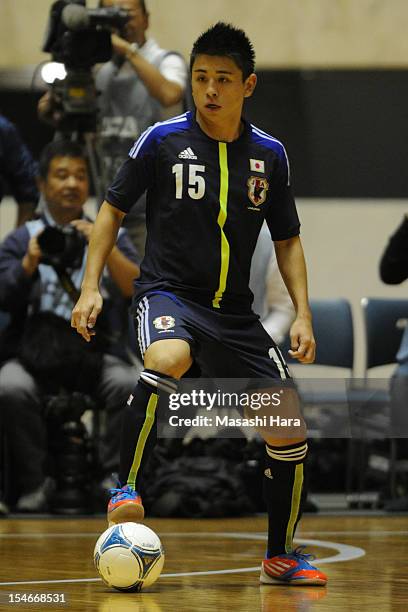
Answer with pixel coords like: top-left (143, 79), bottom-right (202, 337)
top-left (38, 0), bottom-right (188, 256)
top-left (0, 140), bottom-right (140, 513)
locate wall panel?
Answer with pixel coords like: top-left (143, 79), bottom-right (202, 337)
top-left (1, 0), bottom-right (408, 69)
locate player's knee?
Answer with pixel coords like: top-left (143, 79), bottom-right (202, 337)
top-left (145, 355), bottom-right (190, 378)
top-left (144, 345), bottom-right (192, 379)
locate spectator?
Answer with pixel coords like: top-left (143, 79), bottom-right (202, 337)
top-left (38, 0), bottom-right (188, 256)
top-left (0, 113), bottom-right (39, 227)
top-left (379, 214), bottom-right (408, 510)
top-left (0, 140), bottom-right (140, 513)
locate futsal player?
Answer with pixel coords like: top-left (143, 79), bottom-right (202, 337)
top-left (72, 22), bottom-right (327, 586)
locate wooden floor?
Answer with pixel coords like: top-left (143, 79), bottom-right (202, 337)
top-left (0, 514), bottom-right (408, 611)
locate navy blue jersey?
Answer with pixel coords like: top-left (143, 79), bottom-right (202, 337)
top-left (107, 111), bottom-right (299, 313)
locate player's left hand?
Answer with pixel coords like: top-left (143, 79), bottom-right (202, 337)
top-left (288, 316), bottom-right (316, 364)
top-left (70, 219), bottom-right (94, 243)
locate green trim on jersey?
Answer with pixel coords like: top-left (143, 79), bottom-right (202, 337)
top-left (127, 393), bottom-right (158, 488)
top-left (212, 142), bottom-right (230, 308)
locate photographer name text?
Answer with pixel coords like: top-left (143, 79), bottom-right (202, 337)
top-left (167, 415), bottom-right (301, 428)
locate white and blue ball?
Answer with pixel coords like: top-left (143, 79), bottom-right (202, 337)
top-left (94, 522), bottom-right (164, 591)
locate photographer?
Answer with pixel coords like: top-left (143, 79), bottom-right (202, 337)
top-left (38, 0), bottom-right (188, 255)
top-left (0, 140), bottom-right (140, 513)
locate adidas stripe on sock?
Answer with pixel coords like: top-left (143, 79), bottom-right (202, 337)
top-left (119, 369), bottom-right (178, 490)
top-left (263, 441), bottom-right (308, 557)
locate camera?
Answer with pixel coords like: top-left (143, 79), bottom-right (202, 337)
top-left (37, 225), bottom-right (87, 269)
top-left (46, 392), bottom-right (97, 515)
top-left (42, 0), bottom-right (130, 131)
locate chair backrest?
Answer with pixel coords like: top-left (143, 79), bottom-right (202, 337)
top-left (362, 297), bottom-right (408, 370)
top-left (281, 298), bottom-right (354, 369)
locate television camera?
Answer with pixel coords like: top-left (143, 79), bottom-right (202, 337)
top-left (42, 0), bottom-right (130, 132)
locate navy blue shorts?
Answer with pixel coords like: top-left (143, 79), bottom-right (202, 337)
top-left (133, 291), bottom-right (290, 380)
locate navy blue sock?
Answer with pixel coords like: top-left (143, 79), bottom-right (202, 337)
top-left (263, 441), bottom-right (308, 557)
top-left (118, 369), bottom-right (177, 491)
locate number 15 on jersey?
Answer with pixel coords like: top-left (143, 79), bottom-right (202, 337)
top-left (172, 164), bottom-right (206, 200)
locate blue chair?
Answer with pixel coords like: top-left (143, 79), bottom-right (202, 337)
top-left (354, 298), bottom-right (408, 438)
top-left (280, 299), bottom-right (355, 499)
top-left (362, 297), bottom-right (408, 373)
top-left (282, 298), bottom-right (354, 370)
top-left (307, 298), bottom-right (354, 370)
top-left (357, 297), bottom-right (408, 499)
top-left (281, 298), bottom-right (354, 416)
top-left (351, 297), bottom-right (408, 423)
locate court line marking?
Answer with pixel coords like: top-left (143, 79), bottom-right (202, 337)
top-left (0, 533), bottom-right (364, 586)
top-left (301, 530), bottom-right (408, 537)
top-left (1, 529), bottom-right (405, 539)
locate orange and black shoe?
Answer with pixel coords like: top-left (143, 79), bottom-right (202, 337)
top-left (107, 485), bottom-right (145, 526)
top-left (260, 546), bottom-right (327, 586)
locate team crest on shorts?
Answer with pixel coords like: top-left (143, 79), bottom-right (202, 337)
top-left (247, 176), bottom-right (269, 206)
top-left (153, 315), bottom-right (176, 330)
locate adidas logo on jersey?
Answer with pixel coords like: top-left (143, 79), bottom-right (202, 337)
top-left (264, 468), bottom-right (274, 479)
top-left (178, 147), bottom-right (197, 159)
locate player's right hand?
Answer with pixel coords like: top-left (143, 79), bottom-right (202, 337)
top-left (71, 287), bottom-right (103, 342)
top-left (288, 316), bottom-right (316, 364)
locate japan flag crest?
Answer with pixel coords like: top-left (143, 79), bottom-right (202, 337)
top-left (247, 176), bottom-right (269, 206)
top-left (250, 158), bottom-right (265, 173)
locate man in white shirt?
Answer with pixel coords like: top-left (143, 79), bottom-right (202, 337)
top-left (96, 0), bottom-right (188, 254)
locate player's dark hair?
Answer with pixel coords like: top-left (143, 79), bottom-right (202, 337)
top-left (190, 22), bottom-right (255, 80)
top-left (39, 140), bottom-right (87, 179)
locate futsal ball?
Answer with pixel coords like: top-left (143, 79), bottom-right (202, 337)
top-left (94, 522), bottom-right (164, 592)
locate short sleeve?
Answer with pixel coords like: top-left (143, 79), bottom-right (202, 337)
top-left (106, 133), bottom-right (157, 213)
top-left (265, 146), bottom-right (300, 241)
top-left (159, 53), bottom-right (188, 90)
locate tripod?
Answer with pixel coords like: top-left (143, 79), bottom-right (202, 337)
top-left (63, 119), bottom-right (108, 208)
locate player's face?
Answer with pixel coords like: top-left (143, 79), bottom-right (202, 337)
top-left (41, 157), bottom-right (89, 216)
top-left (101, 0), bottom-right (148, 43)
top-left (191, 55), bottom-right (256, 126)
